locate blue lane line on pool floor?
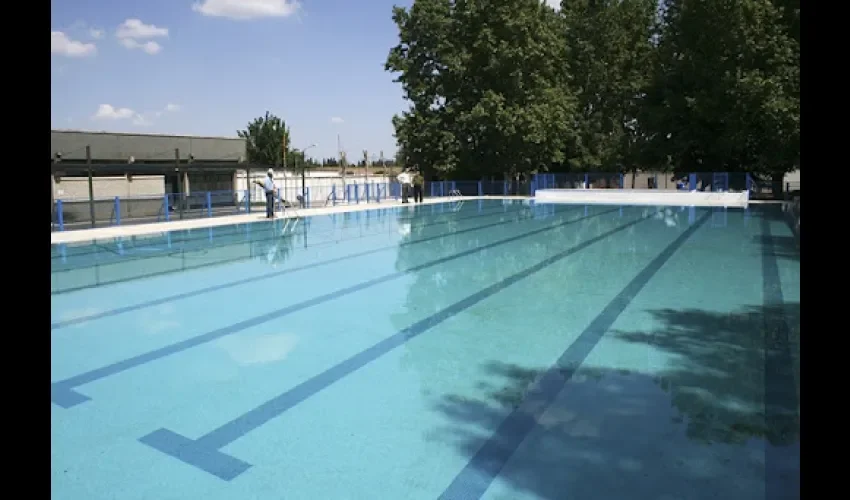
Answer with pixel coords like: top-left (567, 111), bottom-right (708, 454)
top-left (50, 202), bottom-right (459, 260)
top-left (51, 205), bottom-right (534, 329)
top-left (51, 203), bottom-right (512, 269)
top-left (49, 205), bottom-right (519, 295)
top-left (138, 210), bottom-right (654, 481)
top-left (760, 214), bottom-right (800, 500)
top-left (51, 207), bottom-right (618, 409)
top-left (438, 211), bottom-right (711, 500)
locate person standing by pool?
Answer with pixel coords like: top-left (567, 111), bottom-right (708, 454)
top-left (397, 169), bottom-right (413, 203)
top-left (254, 169), bottom-right (277, 218)
top-left (413, 170), bottom-right (424, 203)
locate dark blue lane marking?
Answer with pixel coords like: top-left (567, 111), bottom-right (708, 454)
top-left (438, 212), bottom-right (711, 500)
top-left (51, 205), bottom-right (570, 329)
top-left (138, 210), bottom-right (655, 481)
top-left (50, 205), bottom-right (524, 281)
top-left (52, 203), bottom-right (506, 261)
top-left (51, 202), bottom-right (489, 259)
top-left (51, 204), bottom-right (517, 272)
top-left (51, 207), bottom-right (618, 409)
top-left (760, 214), bottom-right (800, 500)
top-left (52, 202), bottom-right (510, 262)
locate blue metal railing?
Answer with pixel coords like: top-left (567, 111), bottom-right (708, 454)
top-left (50, 173), bottom-right (764, 232)
top-left (52, 182), bottom-right (398, 232)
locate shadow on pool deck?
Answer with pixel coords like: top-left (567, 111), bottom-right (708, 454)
top-left (433, 303), bottom-right (800, 500)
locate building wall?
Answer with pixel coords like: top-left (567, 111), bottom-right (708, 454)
top-left (624, 172), bottom-right (677, 190)
top-left (53, 171), bottom-right (399, 227)
top-left (53, 175), bottom-right (165, 200)
top-left (54, 176), bottom-right (167, 225)
top-left (234, 172), bottom-right (393, 205)
top-left (783, 169), bottom-right (800, 189)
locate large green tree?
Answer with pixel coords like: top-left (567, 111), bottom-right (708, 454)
top-left (386, 0), bottom-right (799, 180)
top-left (642, 0), bottom-right (799, 175)
top-left (387, 0), bottom-right (575, 180)
top-left (560, 0), bottom-right (657, 174)
top-left (237, 111), bottom-right (292, 168)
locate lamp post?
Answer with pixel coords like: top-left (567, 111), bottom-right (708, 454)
top-left (299, 143), bottom-right (317, 206)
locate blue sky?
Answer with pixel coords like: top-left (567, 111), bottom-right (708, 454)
top-left (51, 0), bottom-right (415, 161)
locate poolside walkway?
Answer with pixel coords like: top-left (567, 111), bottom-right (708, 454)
top-left (51, 196), bottom-right (530, 244)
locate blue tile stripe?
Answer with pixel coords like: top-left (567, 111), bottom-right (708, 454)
top-left (51, 205), bottom-right (536, 328)
top-left (760, 214), bottom-right (800, 499)
top-left (51, 203), bottom-right (513, 268)
top-left (50, 206), bottom-right (524, 295)
top-left (437, 212), bottom-right (710, 500)
top-left (50, 203), bottom-right (462, 260)
top-left (51, 206), bottom-right (619, 408)
top-left (138, 208), bottom-right (657, 481)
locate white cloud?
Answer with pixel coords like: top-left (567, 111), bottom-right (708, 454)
top-left (116, 19), bottom-right (169, 39)
top-left (330, 116), bottom-right (344, 124)
top-left (89, 28), bottom-right (104, 39)
top-left (93, 104), bottom-right (135, 120)
top-left (91, 102), bottom-right (182, 126)
top-left (542, 0), bottom-right (560, 10)
top-left (51, 31), bottom-right (96, 57)
top-left (119, 38), bottom-right (163, 55)
top-left (115, 19), bottom-right (168, 53)
top-left (192, 0), bottom-right (301, 20)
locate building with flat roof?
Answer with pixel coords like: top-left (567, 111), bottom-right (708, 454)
top-left (51, 129), bottom-right (246, 161)
top-left (50, 130), bottom-right (396, 229)
top-left (51, 129), bottom-right (252, 228)
top-left (51, 129), bottom-right (247, 196)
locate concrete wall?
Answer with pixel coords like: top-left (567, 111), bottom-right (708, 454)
top-left (53, 175), bottom-right (165, 200)
top-left (624, 172), bottom-right (678, 190)
top-left (235, 172), bottom-right (393, 205)
top-left (54, 175), bottom-right (167, 224)
top-left (535, 188), bottom-right (749, 207)
top-left (783, 169), bottom-right (800, 190)
top-left (624, 170), bottom-right (801, 193)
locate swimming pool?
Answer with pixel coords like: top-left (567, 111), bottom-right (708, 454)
top-left (51, 200), bottom-right (800, 500)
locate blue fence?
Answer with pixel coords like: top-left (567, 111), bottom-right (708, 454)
top-left (49, 172), bottom-right (764, 232)
top-left (52, 182), bottom-right (404, 232)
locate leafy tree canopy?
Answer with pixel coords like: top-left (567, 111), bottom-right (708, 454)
top-left (386, 0), bottom-right (799, 179)
top-left (237, 111), bottom-right (292, 168)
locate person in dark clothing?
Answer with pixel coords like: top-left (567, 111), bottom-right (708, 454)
top-left (413, 171), bottom-right (424, 203)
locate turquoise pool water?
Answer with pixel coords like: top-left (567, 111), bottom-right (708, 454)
top-left (51, 200), bottom-right (800, 500)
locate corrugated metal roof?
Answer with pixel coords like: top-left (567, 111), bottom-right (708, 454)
top-left (51, 128), bottom-right (242, 141)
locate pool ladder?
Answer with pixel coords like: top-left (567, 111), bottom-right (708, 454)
top-left (281, 216), bottom-right (300, 235)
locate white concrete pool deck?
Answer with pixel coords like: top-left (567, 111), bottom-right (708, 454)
top-left (51, 196), bottom-right (529, 244)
